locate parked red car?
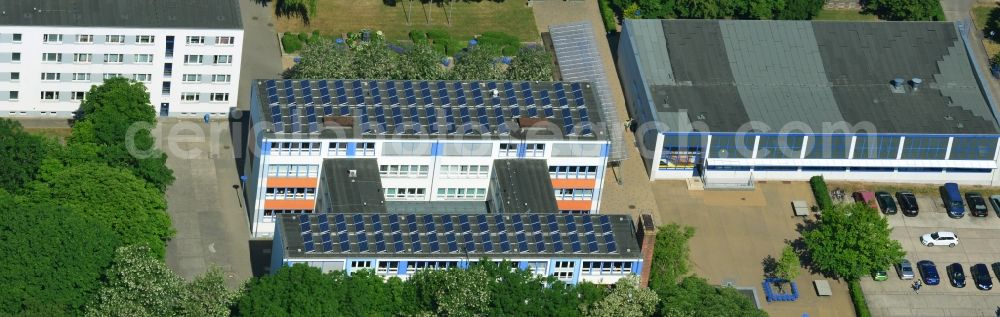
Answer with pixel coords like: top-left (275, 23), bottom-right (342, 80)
top-left (853, 191), bottom-right (878, 210)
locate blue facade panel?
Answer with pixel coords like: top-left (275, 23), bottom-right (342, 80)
top-left (347, 143), bottom-right (357, 157)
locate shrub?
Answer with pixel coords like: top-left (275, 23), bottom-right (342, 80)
top-left (598, 0), bottom-right (617, 33)
top-left (297, 32), bottom-right (310, 42)
top-left (409, 30), bottom-right (428, 43)
top-left (281, 33), bottom-right (303, 53)
top-left (848, 280), bottom-right (872, 317)
top-left (809, 175), bottom-right (833, 210)
top-left (478, 31), bottom-right (521, 56)
top-left (426, 29), bottom-right (451, 42)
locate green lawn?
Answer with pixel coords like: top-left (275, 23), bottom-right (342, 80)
top-left (275, 0), bottom-right (539, 42)
top-left (972, 6), bottom-right (996, 33)
top-left (26, 128), bottom-right (72, 141)
top-left (814, 9), bottom-right (879, 21)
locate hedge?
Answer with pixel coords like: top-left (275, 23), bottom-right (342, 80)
top-left (848, 280), bottom-right (872, 317)
top-left (409, 30), bottom-right (428, 43)
top-left (478, 31), bottom-right (521, 56)
top-left (281, 33), bottom-right (302, 53)
top-left (598, 0), bottom-right (617, 33)
top-left (809, 176), bottom-right (833, 210)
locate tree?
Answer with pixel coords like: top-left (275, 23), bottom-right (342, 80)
top-left (674, 0), bottom-right (722, 19)
top-left (85, 245), bottom-right (237, 317)
top-left (865, 0), bottom-right (944, 21)
top-left (450, 46), bottom-right (506, 80)
top-left (399, 43), bottom-right (445, 80)
top-left (802, 203), bottom-right (905, 280)
top-left (658, 276), bottom-right (768, 317)
top-left (29, 162), bottom-right (174, 258)
top-left (775, 245), bottom-right (800, 282)
top-left (585, 276), bottom-right (659, 317)
top-left (285, 39), bottom-right (354, 79)
top-left (649, 223), bottom-right (696, 290)
top-left (0, 192), bottom-right (120, 316)
top-left (76, 77), bottom-right (174, 191)
top-left (236, 264), bottom-right (346, 316)
top-left (279, 0), bottom-right (318, 18)
top-left (776, 0), bottom-right (824, 20)
top-left (507, 46), bottom-right (554, 81)
top-left (410, 266), bottom-right (491, 316)
top-left (0, 118), bottom-right (50, 193)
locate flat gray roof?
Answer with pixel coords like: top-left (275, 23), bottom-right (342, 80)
top-left (278, 213), bottom-right (642, 259)
top-left (492, 159), bottom-right (558, 213)
top-left (0, 0), bottom-right (242, 29)
top-left (254, 79), bottom-right (608, 141)
top-left (318, 159), bottom-right (386, 214)
top-left (625, 19), bottom-right (999, 134)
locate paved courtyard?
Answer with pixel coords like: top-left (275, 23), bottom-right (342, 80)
top-left (859, 190), bottom-right (1000, 317)
top-left (159, 119), bottom-right (252, 288)
top-left (653, 181), bottom-right (856, 317)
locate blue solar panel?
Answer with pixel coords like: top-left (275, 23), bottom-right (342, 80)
top-left (353, 215), bottom-right (365, 232)
top-left (336, 223), bottom-right (347, 234)
top-left (393, 233), bottom-right (404, 252)
top-left (411, 231), bottom-right (422, 251)
top-left (304, 240), bottom-right (315, 253)
top-left (571, 240), bottom-right (581, 253)
top-left (372, 215), bottom-right (383, 233)
top-left (390, 221), bottom-right (400, 234)
top-left (543, 106), bottom-right (555, 119)
top-left (300, 222), bottom-right (310, 234)
top-left (533, 233), bottom-right (545, 252)
top-left (600, 215), bottom-right (612, 232)
top-left (430, 240), bottom-right (440, 253)
top-left (482, 240), bottom-right (494, 252)
top-left (302, 232), bottom-right (313, 244)
top-left (561, 108), bottom-right (574, 134)
top-left (499, 234), bottom-right (511, 252)
top-left (339, 232), bottom-right (350, 251)
top-left (376, 236), bottom-right (386, 253)
top-left (464, 232), bottom-right (475, 252)
top-left (553, 240), bottom-right (564, 253)
top-left (478, 220), bottom-right (489, 232)
top-left (457, 95), bottom-right (467, 107)
top-left (460, 222), bottom-right (471, 234)
top-left (548, 221), bottom-right (559, 233)
top-left (586, 233), bottom-right (599, 252)
top-left (516, 233), bottom-right (528, 252)
top-left (352, 80), bottom-right (364, 104)
top-left (358, 241), bottom-right (369, 253)
top-left (322, 233), bottom-right (333, 252)
top-left (453, 82), bottom-right (464, 94)
top-left (447, 234), bottom-right (458, 253)
top-left (443, 217), bottom-right (454, 233)
top-left (477, 107), bottom-right (489, 132)
top-left (319, 221), bottom-right (330, 234)
top-left (606, 240), bottom-right (617, 253)
top-left (440, 93), bottom-right (450, 106)
top-left (495, 216), bottom-right (506, 233)
top-left (527, 103), bottom-right (538, 117)
top-left (566, 221), bottom-right (576, 234)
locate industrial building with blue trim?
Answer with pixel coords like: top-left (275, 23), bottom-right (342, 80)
top-left (618, 20), bottom-right (1000, 187)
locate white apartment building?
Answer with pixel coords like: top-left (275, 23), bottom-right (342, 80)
top-left (245, 79), bottom-right (612, 238)
top-left (0, 0), bottom-right (243, 117)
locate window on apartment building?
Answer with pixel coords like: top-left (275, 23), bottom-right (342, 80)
top-left (184, 55), bottom-right (203, 64)
top-left (11, 52), bottom-right (20, 62)
top-left (379, 165), bottom-right (429, 178)
top-left (376, 261), bottom-right (399, 275)
top-left (10, 72), bottom-right (19, 81)
top-left (102, 73), bottom-right (123, 80)
top-left (266, 165), bottom-right (320, 177)
top-left (525, 143), bottom-right (545, 157)
top-left (72, 73), bottom-right (91, 81)
top-left (43, 34), bottom-right (62, 43)
top-left (350, 261), bottom-right (373, 269)
top-left (357, 142), bottom-right (376, 156)
top-left (548, 166), bottom-right (598, 179)
top-left (73, 53), bottom-right (92, 63)
top-left (8, 91), bottom-right (18, 101)
top-left (135, 35), bottom-right (155, 44)
top-left (213, 55), bottom-right (233, 65)
top-left (70, 91), bottom-right (86, 101)
top-left (186, 36), bottom-right (206, 44)
top-left (40, 73), bottom-right (60, 81)
top-left (271, 142), bottom-right (322, 156)
top-left (438, 165), bottom-right (489, 178)
top-left (215, 36), bottom-right (235, 45)
top-left (76, 34), bottom-right (93, 43)
top-left (209, 93), bottom-right (229, 102)
top-left (40, 91), bottom-right (59, 100)
top-left (435, 188), bottom-right (487, 200)
top-left (105, 35), bottom-right (125, 43)
top-left (211, 74), bottom-right (231, 83)
top-left (103, 54), bottom-right (124, 63)
top-left (182, 74), bottom-right (202, 83)
top-left (134, 54), bottom-right (153, 63)
top-left (384, 188), bottom-right (426, 200)
top-left (132, 74), bottom-right (152, 82)
top-left (499, 143), bottom-right (518, 157)
top-left (12, 33), bottom-right (21, 42)
top-left (181, 92), bottom-right (200, 102)
top-left (554, 188), bottom-right (594, 200)
top-left (264, 187), bottom-right (316, 200)
top-left (328, 142), bottom-right (348, 156)
top-left (42, 53), bottom-right (61, 62)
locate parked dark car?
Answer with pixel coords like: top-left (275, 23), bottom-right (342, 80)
top-left (875, 191), bottom-right (897, 215)
top-left (917, 260), bottom-right (940, 285)
top-left (941, 183), bottom-right (965, 218)
top-left (947, 263), bottom-right (966, 288)
top-left (971, 263), bottom-right (993, 291)
top-left (895, 191), bottom-right (919, 217)
top-left (992, 262), bottom-right (1000, 280)
top-left (966, 192), bottom-right (988, 217)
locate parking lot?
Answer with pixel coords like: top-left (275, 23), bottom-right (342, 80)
top-left (652, 181), bottom-right (856, 317)
top-left (856, 188), bottom-right (1000, 317)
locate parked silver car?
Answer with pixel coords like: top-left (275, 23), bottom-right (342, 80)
top-left (897, 259), bottom-right (915, 280)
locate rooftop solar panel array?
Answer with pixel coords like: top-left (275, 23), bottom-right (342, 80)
top-left (261, 80), bottom-right (598, 138)
top-left (290, 213), bottom-right (626, 256)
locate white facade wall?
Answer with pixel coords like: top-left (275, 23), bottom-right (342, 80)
top-left (0, 26), bottom-right (242, 117)
top-left (250, 138), bottom-right (610, 238)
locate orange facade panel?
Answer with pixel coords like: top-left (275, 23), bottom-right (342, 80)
top-left (266, 177), bottom-right (318, 188)
top-left (551, 178), bottom-right (597, 189)
top-left (263, 200), bottom-right (316, 210)
top-left (557, 200), bottom-right (593, 211)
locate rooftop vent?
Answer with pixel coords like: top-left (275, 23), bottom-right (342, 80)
top-left (348, 170), bottom-right (357, 178)
top-left (911, 78), bottom-right (923, 90)
top-left (890, 78), bottom-right (906, 94)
